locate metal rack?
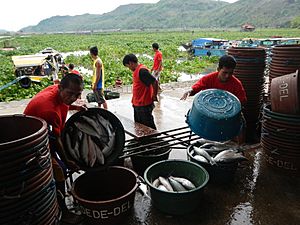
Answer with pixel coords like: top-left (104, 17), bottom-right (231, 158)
top-left (119, 126), bottom-right (201, 158)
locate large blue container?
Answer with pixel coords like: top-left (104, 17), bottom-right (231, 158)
top-left (186, 89), bottom-right (242, 141)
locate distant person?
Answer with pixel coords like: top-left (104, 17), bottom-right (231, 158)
top-left (33, 65), bottom-right (42, 76)
top-left (68, 63), bottom-right (80, 75)
top-left (114, 76), bottom-right (123, 88)
top-left (60, 63), bottom-right (69, 77)
top-left (123, 54), bottom-right (158, 129)
top-left (151, 42), bottom-right (163, 101)
top-left (90, 46), bottom-right (107, 109)
top-left (181, 55), bottom-right (247, 105)
top-left (206, 50), bottom-right (212, 57)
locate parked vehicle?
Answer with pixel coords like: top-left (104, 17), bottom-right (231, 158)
top-left (11, 48), bottom-right (64, 88)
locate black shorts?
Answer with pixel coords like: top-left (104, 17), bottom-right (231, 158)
top-left (133, 103), bottom-right (156, 130)
top-left (93, 88), bottom-right (106, 104)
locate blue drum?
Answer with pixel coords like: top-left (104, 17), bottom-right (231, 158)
top-left (186, 89), bottom-right (242, 141)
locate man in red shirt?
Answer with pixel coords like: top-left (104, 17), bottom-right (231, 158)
top-left (24, 73), bottom-right (85, 220)
top-left (181, 55), bottom-right (247, 105)
top-left (151, 43), bottom-right (163, 101)
top-left (123, 54), bottom-right (158, 129)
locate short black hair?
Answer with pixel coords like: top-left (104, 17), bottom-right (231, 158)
top-left (152, 43), bottom-right (159, 50)
top-left (68, 63), bottom-right (75, 70)
top-left (123, 54), bottom-right (138, 66)
top-left (60, 73), bottom-right (83, 89)
top-left (90, 46), bottom-right (98, 56)
top-left (218, 55), bottom-right (236, 69)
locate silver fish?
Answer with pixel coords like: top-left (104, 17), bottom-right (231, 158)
top-left (168, 177), bottom-right (187, 192)
top-left (170, 176), bottom-right (196, 190)
top-left (193, 155), bottom-right (209, 163)
top-left (213, 150), bottom-right (248, 163)
top-left (152, 178), bottom-right (160, 188)
top-left (86, 135), bottom-right (97, 167)
top-left (193, 146), bottom-right (216, 165)
top-left (65, 132), bottom-right (80, 161)
top-left (102, 131), bottom-right (116, 157)
top-left (80, 133), bottom-right (89, 166)
top-left (157, 185), bottom-right (168, 191)
top-left (74, 121), bottom-right (97, 137)
top-left (81, 115), bottom-right (108, 143)
top-left (158, 176), bottom-right (173, 192)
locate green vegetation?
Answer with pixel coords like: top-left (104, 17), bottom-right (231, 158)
top-left (1, 29), bottom-right (300, 102)
top-left (21, 0), bottom-right (300, 33)
top-left (291, 16), bottom-right (300, 28)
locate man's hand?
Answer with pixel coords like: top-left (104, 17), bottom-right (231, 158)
top-left (180, 90), bottom-right (191, 100)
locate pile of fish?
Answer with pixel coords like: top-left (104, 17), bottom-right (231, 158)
top-left (152, 176), bottom-right (196, 192)
top-left (190, 139), bottom-right (248, 165)
top-left (64, 114), bottom-right (116, 167)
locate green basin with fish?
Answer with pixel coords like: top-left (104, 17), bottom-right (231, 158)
top-left (144, 159), bottom-right (209, 215)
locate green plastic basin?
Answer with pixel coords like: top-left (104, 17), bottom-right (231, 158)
top-left (144, 159), bottom-right (209, 215)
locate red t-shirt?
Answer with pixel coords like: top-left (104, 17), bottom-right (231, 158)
top-left (152, 50), bottom-right (163, 71)
top-left (24, 85), bottom-right (69, 136)
top-left (191, 71), bottom-right (247, 104)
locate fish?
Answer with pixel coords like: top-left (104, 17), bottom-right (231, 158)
top-left (102, 131), bottom-right (116, 157)
top-left (81, 115), bottom-right (109, 143)
top-left (193, 146), bottom-right (216, 165)
top-left (213, 150), bottom-right (248, 163)
top-left (170, 176), bottom-right (196, 190)
top-left (193, 155), bottom-right (209, 163)
top-left (95, 114), bottom-right (113, 137)
top-left (157, 185), bottom-right (168, 191)
top-left (152, 178), bottom-right (160, 188)
top-left (89, 137), bottom-right (105, 165)
top-left (168, 177), bottom-right (187, 192)
top-left (74, 121), bottom-right (97, 137)
top-left (79, 133), bottom-right (89, 166)
top-left (158, 176), bottom-right (173, 192)
top-left (65, 131), bottom-right (80, 161)
top-left (86, 135), bottom-right (97, 167)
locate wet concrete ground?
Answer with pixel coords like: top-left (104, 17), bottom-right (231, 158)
top-left (1, 85), bottom-right (299, 225)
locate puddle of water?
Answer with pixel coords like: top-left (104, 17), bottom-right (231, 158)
top-left (135, 53), bottom-right (153, 60)
top-left (77, 66), bottom-right (93, 77)
top-left (178, 46), bottom-right (187, 52)
top-left (0, 36), bottom-right (11, 39)
top-left (228, 150), bottom-right (262, 225)
top-left (176, 58), bottom-right (187, 64)
top-left (229, 202), bottom-right (253, 225)
top-left (176, 72), bottom-right (204, 82)
top-left (61, 50), bottom-right (89, 58)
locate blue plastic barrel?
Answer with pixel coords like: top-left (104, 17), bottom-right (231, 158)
top-left (186, 89), bottom-right (242, 141)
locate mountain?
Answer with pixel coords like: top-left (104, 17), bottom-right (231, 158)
top-left (0, 29), bottom-right (8, 33)
top-left (20, 0), bottom-right (300, 32)
top-left (205, 0), bottom-right (300, 28)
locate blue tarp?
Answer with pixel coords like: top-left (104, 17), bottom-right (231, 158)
top-left (192, 38), bottom-right (225, 47)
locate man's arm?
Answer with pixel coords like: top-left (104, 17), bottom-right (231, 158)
top-left (139, 68), bottom-right (156, 86)
top-left (181, 76), bottom-right (207, 100)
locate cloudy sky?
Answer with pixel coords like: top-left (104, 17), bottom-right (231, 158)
top-left (1, 0), bottom-right (238, 31)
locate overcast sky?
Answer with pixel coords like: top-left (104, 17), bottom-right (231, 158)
top-left (1, 0), bottom-right (238, 31)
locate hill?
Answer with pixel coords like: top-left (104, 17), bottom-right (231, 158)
top-left (20, 0), bottom-right (300, 32)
